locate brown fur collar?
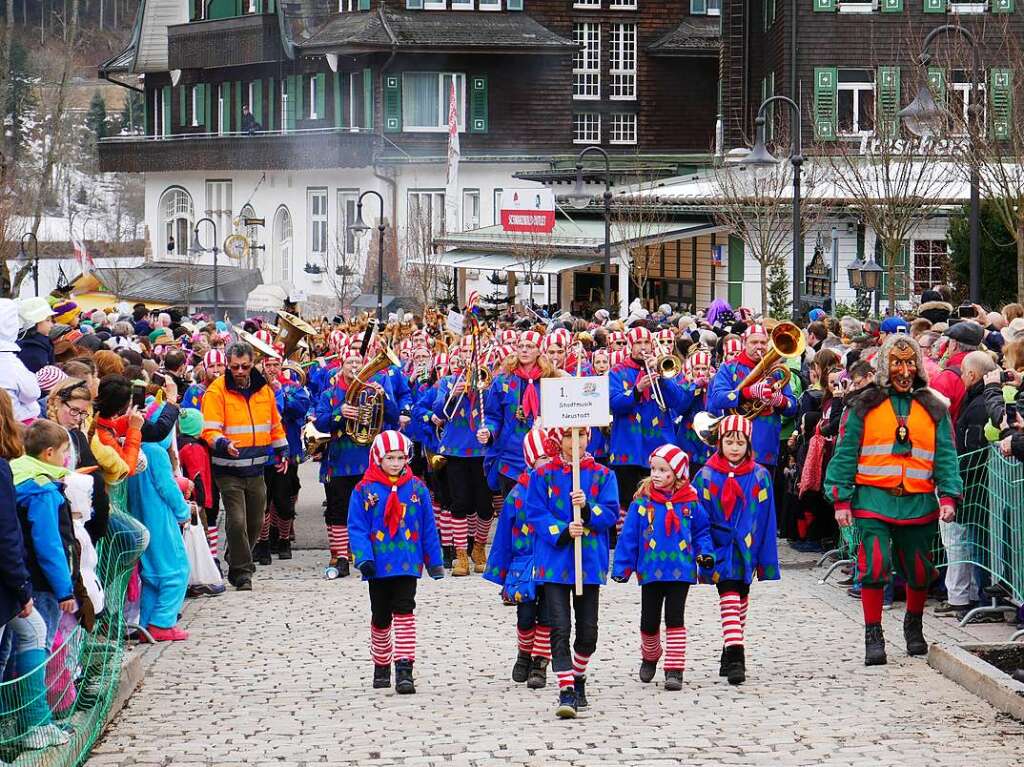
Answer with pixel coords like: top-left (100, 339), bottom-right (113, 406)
top-left (846, 383), bottom-right (949, 423)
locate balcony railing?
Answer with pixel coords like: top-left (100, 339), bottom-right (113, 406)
top-left (168, 13), bottom-right (283, 70)
top-left (97, 128), bottom-right (378, 173)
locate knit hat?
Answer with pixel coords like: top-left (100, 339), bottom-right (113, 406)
top-left (520, 330), bottom-right (542, 348)
top-left (544, 328), bottom-right (571, 350)
top-left (523, 426), bottom-right (549, 468)
top-left (204, 349), bottom-right (226, 368)
top-left (808, 308), bottom-right (827, 322)
top-left (608, 330), bottom-right (626, 345)
top-left (921, 289), bottom-right (942, 303)
top-left (880, 316), bottom-right (909, 335)
top-left (370, 430), bottom-right (412, 465)
top-left (48, 322), bottom-right (72, 340)
top-left (723, 337), bottom-right (743, 359)
top-left (742, 323), bottom-right (768, 339)
top-left (178, 408), bottom-right (203, 438)
top-left (36, 365), bottom-right (68, 393)
top-left (17, 296), bottom-right (54, 328)
top-left (51, 301), bottom-right (80, 326)
top-left (626, 326), bottom-right (652, 345)
top-left (649, 444), bottom-right (689, 481)
top-left (718, 414), bottom-right (753, 440)
top-left (689, 350), bottom-right (711, 368)
top-left (499, 329), bottom-right (519, 345)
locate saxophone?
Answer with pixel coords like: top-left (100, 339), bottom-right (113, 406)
top-left (343, 344), bottom-right (401, 446)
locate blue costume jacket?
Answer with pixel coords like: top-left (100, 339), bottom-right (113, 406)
top-left (608, 359), bottom-right (693, 468)
top-left (612, 488), bottom-right (713, 585)
top-left (675, 382), bottom-right (712, 469)
top-left (314, 372), bottom-right (397, 480)
top-left (407, 379), bottom-right (442, 453)
top-left (383, 365), bottom-right (413, 429)
top-left (707, 354), bottom-right (797, 466)
top-left (484, 369), bottom-right (552, 484)
top-left (484, 472), bottom-right (536, 602)
top-left (693, 458), bottom-right (781, 585)
top-left (348, 474), bottom-right (444, 580)
top-left (525, 458), bottom-right (619, 586)
top-left (434, 374), bottom-right (487, 458)
top-left (275, 381), bottom-right (312, 462)
top-left (181, 383), bottom-right (206, 411)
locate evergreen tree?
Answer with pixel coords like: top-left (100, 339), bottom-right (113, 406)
top-left (118, 89), bottom-right (144, 134)
top-left (767, 258), bottom-right (791, 320)
top-left (86, 91), bottom-right (108, 140)
top-left (4, 40), bottom-right (37, 160)
top-left (949, 202), bottom-right (1018, 308)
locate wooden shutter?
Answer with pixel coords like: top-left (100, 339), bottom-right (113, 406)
top-left (205, 83), bottom-right (212, 131)
top-left (315, 73), bottom-right (326, 120)
top-left (195, 83), bottom-right (207, 128)
top-left (363, 69), bottom-right (374, 130)
top-left (990, 68), bottom-right (1013, 141)
top-left (294, 75), bottom-right (304, 122)
top-left (253, 80), bottom-right (263, 124)
top-left (877, 66), bottom-right (901, 137)
top-left (383, 74), bottom-right (401, 132)
top-left (923, 0), bottom-right (945, 11)
top-left (992, 0), bottom-right (1014, 11)
top-left (881, 0), bottom-right (902, 10)
top-left (189, 0), bottom-right (197, 20)
top-left (333, 71), bottom-right (344, 126)
top-left (469, 75), bottom-right (488, 133)
top-left (223, 82), bottom-right (232, 131)
top-left (813, 0), bottom-right (836, 10)
top-left (162, 87), bottom-right (171, 136)
top-left (179, 85), bottom-right (187, 126)
top-left (927, 67), bottom-right (945, 109)
top-left (813, 68), bottom-right (837, 141)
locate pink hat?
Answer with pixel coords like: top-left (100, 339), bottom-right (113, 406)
top-left (520, 330), bottom-right (542, 348)
top-left (254, 329), bottom-right (275, 347)
top-left (610, 349), bottom-right (627, 367)
top-left (36, 365), bottom-right (68, 393)
top-left (523, 426), bottom-right (549, 468)
top-left (626, 326), bottom-right (652, 345)
top-left (204, 349), bottom-right (226, 368)
top-left (649, 444), bottom-right (689, 481)
top-left (656, 329), bottom-right (675, 342)
top-left (719, 414), bottom-right (753, 439)
top-left (742, 323), bottom-right (768, 339)
top-left (370, 430), bottom-right (412, 465)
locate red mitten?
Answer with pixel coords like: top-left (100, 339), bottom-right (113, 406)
top-left (745, 379), bottom-right (771, 401)
top-left (770, 390), bottom-right (788, 408)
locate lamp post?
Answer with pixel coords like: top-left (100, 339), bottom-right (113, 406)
top-left (189, 217), bottom-right (220, 319)
top-left (569, 146), bottom-right (614, 315)
top-left (846, 252), bottom-right (883, 319)
top-left (898, 24), bottom-right (982, 304)
top-left (349, 190), bottom-right (387, 323)
top-left (19, 232), bottom-right (39, 297)
top-left (727, 96), bottom-right (804, 321)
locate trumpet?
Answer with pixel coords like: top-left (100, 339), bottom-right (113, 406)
top-left (441, 365), bottom-right (492, 420)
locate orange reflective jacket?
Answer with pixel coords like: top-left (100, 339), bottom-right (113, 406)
top-left (854, 399), bottom-right (936, 494)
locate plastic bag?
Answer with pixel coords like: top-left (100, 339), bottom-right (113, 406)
top-left (183, 522), bottom-right (223, 587)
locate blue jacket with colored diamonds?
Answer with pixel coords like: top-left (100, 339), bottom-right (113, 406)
top-left (608, 360), bottom-right (693, 468)
top-left (612, 490), bottom-right (713, 585)
top-left (313, 371), bottom-right (397, 480)
top-left (433, 374), bottom-right (487, 458)
top-left (484, 471), bottom-right (536, 601)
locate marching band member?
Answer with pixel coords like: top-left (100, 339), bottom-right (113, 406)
top-left (676, 350), bottom-right (714, 474)
top-left (525, 427), bottom-right (619, 719)
top-left (348, 430), bottom-right (444, 695)
top-left (707, 324), bottom-right (797, 468)
top-left (482, 330), bottom-right (561, 496)
top-left (433, 340), bottom-right (493, 576)
top-left (181, 349), bottom-right (225, 410)
top-left (314, 348), bottom-right (398, 579)
top-left (484, 426), bottom-right (553, 688)
top-left (721, 336), bottom-right (743, 364)
top-left (542, 330), bottom-right (570, 373)
top-left (413, 350), bottom-right (454, 568)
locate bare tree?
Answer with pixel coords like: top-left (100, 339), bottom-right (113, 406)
top-left (507, 229), bottom-right (555, 310)
top-left (405, 201), bottom-right (447, 313)
top-left (321, 226), bottom-right (361, 315)
top-left (611, 178), bottom-right (672, 309)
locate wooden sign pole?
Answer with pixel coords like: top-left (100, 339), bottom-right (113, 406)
top-left (571, 426), bottom-right (583, 596)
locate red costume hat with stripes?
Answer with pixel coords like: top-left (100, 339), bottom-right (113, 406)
top-left (656, 329), bottom-right (675, 343)
top-left (609, 330), bottom-right (626, 345)
top-left (254, 329), bottom-right (275, 347)
top-left (742, 323), bottom-right (768, 339)
top-left (649, 444), bottom-right (690, 481)
top-left (203, 349), bottom-right (225, 368)
top-left (689, 350), bottom-right (711, 368)
top-left (520, 330), bottom-right (542, 348)
top-left (626, 326), bottom-right (652, 346)
top-left (499, 329), bottom-right (519, 345)
top-left (718, 414), bottom-right (753, 440)
top-left (370, 430), bottom-right (412, 466)
top-left (544, 328), bottom-right (571, 350)
top-left (523, 426), bottom-right (550, 469)
top-left (723, 337), bottom-right (743, 359)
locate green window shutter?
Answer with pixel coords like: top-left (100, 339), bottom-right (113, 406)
top-left (813, 0), bottom-right (836, 10)
top-left (507, 0), bottom-right (523, 9)
top-left (727, 235), bottom-right (744, 308)
top-left (813, 67), bottom-right (837, 141)
top-left (990, 68), bottom-right (1013, 141)
top-left (179, 85), bottom-right (187, 126)
top-left (690, 0), bottom-right (707, 12)
top-left (877, 66), bottom-right (901, 137)
top-left (992, 0), bottom-right (1014, 11)
top-left (189, 0), bottom-right (197, 21)
top-left (927, 67), bottom-right (946, 109)
top-left (267, 0), bottom-right (275, 11)
top-left (383, 74), bottom-right (401, 132)
top-left (235, 80), bottom-right (242, 129)
top-left (253, 80), bottom-right (263, 124)
top-left (286, 76), bottom-right (297, 130)
top-left (267, 77), bottom-right (275, 130)
top-left (923, 0), bottom-right (945, 11)
top-left (363, 69), bottom-right (374, 130)
top-left (881, 0), bottom-right (902, 11)
top-left (294, 75), bottom-right (304, 122)
top-left (358, 0), bottom-right (370, 9)
top-left (469, 75), bottom-right (488, 133)
top-left (877, 240), bottom-right (909, 301)
top-left (205, 83), bottom-right (212, 131)
top-left (162, 87), bottom-right (171, 136)
top-left (315, 73), bottom-right (326, 120)
top-left (196, 83), bottom-right (207, 128)
top-left (333, 72), bottom-right (344, 127)
top-left (144, 89), bottom-right (150, 133)
top-left (222, 81), bottom-right (232, 131)
top-left (407, 0), bottom-right (424, 7)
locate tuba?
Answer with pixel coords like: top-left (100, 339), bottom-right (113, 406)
top-left (344, 344), bottom-right (401, 446)
top-left (734, 321), bottom-right (805, 419)
top-left (276, 311), bottom-right (317, 360)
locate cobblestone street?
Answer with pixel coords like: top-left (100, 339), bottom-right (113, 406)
top-left (86, 470), bottom-right (1024, 767)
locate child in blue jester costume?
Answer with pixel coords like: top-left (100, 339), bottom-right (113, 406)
top-left (347, 430), bottom-right (444, 695)
top-left (694, 414), bottom-right (780, 686)
top-left (484, 426), bottom-right (554, 689)
top-left (612, 444), bottom-right (715, 691)
top-left (525, 427), bottom-right (619, 719)
top-left (707, 323), bottom-right (798, 467)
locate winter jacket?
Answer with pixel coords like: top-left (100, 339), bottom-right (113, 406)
top-left (275, 381), bottom-right (312, 462)
top-left (179, 434), bottom-right (214, 511)
top-left (68, 428), bottom-right (110, 542)
top-left (0, 350), bottom-right (40, 422)
top-left (0, 458), bottom-right (33, 624)
top-left (16, 329), bottom-right (55, 373)
top-left (956, 380), bottom-right (996, 455)
top-left (612, 490), bottom-right (713, 585)
top-left (484, 472), bottom-right (537, 602)
top-left (313, 371), bottom-right (397, 480)
top-left (11, 456), bottom-right (75, 601)
top-left (433, 374), bottom-right (487, 458)
top-left (483, 369), bottom-right (558, 484)
top-left (201, 369), bottom-right (288, 477)
top-left (608, 359), bottom-right (693, 468)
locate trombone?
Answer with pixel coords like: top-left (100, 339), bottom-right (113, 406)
top-left (643, 338), bottom-right (683, 411)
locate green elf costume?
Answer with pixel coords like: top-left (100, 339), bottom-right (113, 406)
top-left (824, 334), bottom-right (962, 666)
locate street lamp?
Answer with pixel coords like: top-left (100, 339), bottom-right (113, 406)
top-left (349, 190), bottom-right (387, 323)
top-left (726, 97), bottom-right (805, 321)
top-left (899, 24), bottom-right (982, 304)
top-left (19, 232), bottom-right (39, 297)
top-left (189, 217), bottom-right (220, 319)
top-left (847, 252), bottom-right (883, 318)
top-left (569, 146), bottom-right (614, 316)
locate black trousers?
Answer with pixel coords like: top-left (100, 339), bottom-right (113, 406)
top-left (716, 580), bottom-right (750, 598)
top-left (613, 465), bottom-right (648, 509)
top-left (498, 474), bottom-right (517, 498)
top-left (368, 576), bottom-right (417, 629)
top-left (324, 475), bottom-right (361, 526)
top-left (544, 583), bottom-right (600, 674)
top-left (264, 462), bottom-right (300, 521)
top-left (446, 456), bottom-right (493, 520)
top-left (516, 589), bottom-right (548, 632)
top-left (640, 582), bottom-right (690, 634)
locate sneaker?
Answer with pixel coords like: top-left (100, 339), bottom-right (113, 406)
top-left (19, 723), bottom-right (70, 750)
top-left (555, 687), bottom-right (577, 719)
top-left (190, 583), bottom-right (226, 598)
top-left (232, 577), bottom-right (252, 591)
top-left (961, 610), bottom-right (1007, 624)
top-left (933, 600), bottom-right (962, 616)
top-left (847, 585), bottom-right (862, 599)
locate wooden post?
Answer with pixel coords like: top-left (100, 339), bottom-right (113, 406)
top-left (571, 427), bottom-right (583, 596)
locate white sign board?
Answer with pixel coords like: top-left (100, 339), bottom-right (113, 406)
top-left (540, 376), bottom-right (611, 428)
top-left (446, 310), bottom-right (464, 335)
top-left (500, 188), bottom-right (556, 234)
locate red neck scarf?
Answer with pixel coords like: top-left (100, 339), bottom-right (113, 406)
top-left (735, 350), bottom-right (759, 370)
top-left (550, 451), bottom-right (598, 472)
top-left (516, 364), bottom-right (543, 419)
top-left (96, 415), bottom-right (128, 438)
top-left (645, 481), bottom-right (698, 536)
top-left (363, 463), bottom-right (415, 538)
top-left (622, 355), bottom-right (651, 400)
top-left (705, 454), bottom-right (756, 521)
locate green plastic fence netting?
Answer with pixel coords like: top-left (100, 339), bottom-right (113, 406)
top-left (0, 502), bottom-right (148, 767)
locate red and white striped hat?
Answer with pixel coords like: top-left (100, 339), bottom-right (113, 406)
top-left (343, 347), bottom-right (363, 362)
top-left (719, 414), bottom-right (753, 439)
top-left (204, 349), bottom-right (226, 368)
top-left (609, 330), bottom-right (626, 345)
top-left (520, 330), bottom-right (543, 348)
top-left (544, 328), bottom-right (571, 350)
top-left (742, 323), bottom-right (768, 339)
top-left (254, 329), bottom-right (275, 347)
top-left (610, 349), bottom-right (627, 367)
top-left (689, 350), bottom-right (711, 368)
top-left (460, 334), bottom-right (476, 350)
top-left (626, 326), bottom-right (652, 345)
top-left (36, 365), bottom-right (68, 393)
top-left (723, 337), bottom-right (743, 358)
top-left (649, 444), bottom-right (690, 481)
top-left (329, 330), bottom-right (348, 352)
top-left (522, 426), bottom-right (549, 468)
top-left (656, 328), bottom-right (675, 343)
top-left (370, 429), bottom-right (412, 465)
top-left (434, 353), bottom-right (449, 376)
top-left (499, 329), bottom-right (519, 345)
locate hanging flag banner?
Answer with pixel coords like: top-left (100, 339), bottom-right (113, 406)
top-left (500, 188), bottom-right (556, 234)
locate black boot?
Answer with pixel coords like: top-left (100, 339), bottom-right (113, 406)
top-left (719, 645), bottom-right (727, 677)
top-left (724, 645), bottom-right (745, 685)
top-left (442, 545), bottom-right (454, 569)
top-left (864, 622), bottom-right (887, 666)
top-left (252, 540), bottom-right (272, 566)
top-left (555, 687), bottom-right (577, 719)
top-left (526, 657), bottom-right (548, 689)
top-left (904, 612), bottom-right (928, 656)
top-left (338, 558), bottom-right (350, 578)
top-left (372, 664), bottom-right (391, 689)
top-left (664, 670), bottom-right (683, 691)
top-left (395, 660), bottom-right (415, 694)
top-left (512, 651), bottom-right (531, 683)
top-left (639, 659), bottom-right (658, 683)
top-left (466, 536), bottom-right (475, 559)
top-left (277, 539), bottom-right (292, 560)
top-left (573, 675), bottom-right (588, 709)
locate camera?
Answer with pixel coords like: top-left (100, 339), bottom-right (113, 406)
top-left (131, 382), bottom-right (146, 410)
top-left (957, 303), bottom-right (976, 319)
top-left (1003, 371), bottom-right (1016, 384)
top-left (1007, 403), bottom-right (1020, 428)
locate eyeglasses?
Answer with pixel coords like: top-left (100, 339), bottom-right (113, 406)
top-left (63, 404), bottom-right (90, 419)
top-left (229, 363), bottom-right (253, 372)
